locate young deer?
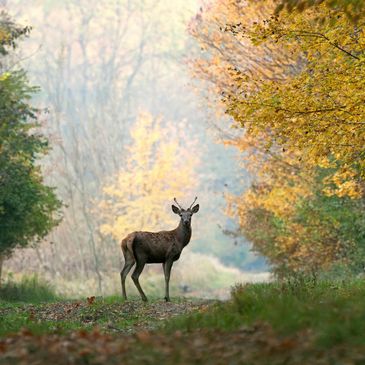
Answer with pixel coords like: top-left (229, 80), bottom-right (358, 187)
top-left (120, 197), bottom-right (199, 302)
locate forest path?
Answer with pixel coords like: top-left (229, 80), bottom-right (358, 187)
top-left (0, 295), bottom-right (342, 364)
top-left (0, 296), bottom-right (213, 335)
top-left (0, 297), bottom-right (230, 365)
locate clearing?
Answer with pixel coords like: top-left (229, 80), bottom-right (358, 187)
top-left (1, 279), bottom-right (365, 364)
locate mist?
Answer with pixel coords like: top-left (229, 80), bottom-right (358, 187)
top-left (3, 0), bottom-right (268, 298)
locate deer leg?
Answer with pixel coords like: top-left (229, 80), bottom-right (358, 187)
top-left (131, 260), bottom-right (148, 302)
top-left (120, 254), bottom-right (135, 300)
top-left (163, 260), bottom-right (173, 302)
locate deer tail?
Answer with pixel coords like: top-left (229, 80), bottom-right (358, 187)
top-left (121, 232), bottom-right (136, 260)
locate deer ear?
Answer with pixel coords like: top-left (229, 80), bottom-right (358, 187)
top-left (191, 204), bottom-right (199, 214)
top-left (172, 205), bottom-right (180, 214)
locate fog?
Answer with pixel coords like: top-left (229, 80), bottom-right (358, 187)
top-left (4, 0), bottom-right (268, 297)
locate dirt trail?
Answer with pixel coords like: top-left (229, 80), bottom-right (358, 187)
top-left (0, 298), bottom-right (357, 364)
top-left (0, 297), bottom-right (213, 334)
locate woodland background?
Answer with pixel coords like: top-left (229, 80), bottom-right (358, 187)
top-left (1, 0), bottom-right (365, 299)
top-left (1, 1), bottom-right (365, 363)
top-left (1, 0), bottom-right (267, 299)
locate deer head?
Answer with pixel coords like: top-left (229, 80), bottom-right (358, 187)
top-left (172, 197), bottom-right (199, 227)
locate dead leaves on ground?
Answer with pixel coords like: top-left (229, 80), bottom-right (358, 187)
top-left (86, 296), bottom-right (96, 305)
top-left (1, 322), bottom-right (363, 365)
top-left (1, 299), bottom-right (365, 364)
top-left (0, 298), bottom-right (212, 334)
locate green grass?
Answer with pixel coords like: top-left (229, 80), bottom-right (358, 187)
top-left (0, 275), bottom-right (59, 303)
top-left (2, 274), bottom-right (365, 353)
top-left (0, 300), bottom-right (135, 336)
top-left (0, 312), bottom-right (82, 336)
top-left (165, 278), bottom-right (365, 348)
top-left (0, 282), bottom-right (203, 337)
top-left (2, 277), bottom-right (365, 364)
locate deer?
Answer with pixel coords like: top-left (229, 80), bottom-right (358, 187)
top-left (120, 197), bottom-right (199, 302)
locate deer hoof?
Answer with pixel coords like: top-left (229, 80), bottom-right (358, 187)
top-left (164, 296), bottom-right (170, 302)
top-left (142, 297), bottom-right (148, 302)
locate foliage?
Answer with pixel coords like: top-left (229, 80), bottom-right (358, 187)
top-left (190, 0), bottom-right (365, 275)
top-left (188, 0), bottom-right (293, 104)
top-left (276, 0), bottom-right (365, 21)
top-left (226, 143), bottom-right (365, 275)
top-left (223, 2), bottom-right (365, 193)
top-left (0, 275), bottom-right (58, 303)
top-left (98, 112), bottom-right (199, 239)
top-left (167, 278), bottom-right (365, 348)
top-left (0, 12), bottom-right (31, 56)
top-left (0, 14), bottom-right (62, 261)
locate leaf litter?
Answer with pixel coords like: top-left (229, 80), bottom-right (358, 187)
top-left (1, 298), bottom-right (364, 364)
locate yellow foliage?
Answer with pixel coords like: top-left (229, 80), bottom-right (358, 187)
top-left (229, 4), bottom-right (364, 193)
top-left (225, 130), bottom-right (357, 274)
top-left (0, 28), bottom-right (10, 44)
top-left (191, 0), bottom-right (365, 198)
top-left (98, 112), bottom-right (199, 240)
top-left (323, 168), bottom-right (363, 199)
top-left (189, 0), bottom-right (294, 98)
top-left (191, 1), bottom-right (364, 274)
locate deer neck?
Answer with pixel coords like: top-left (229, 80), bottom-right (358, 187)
top-left (176, 220), bottom-right (192, 248)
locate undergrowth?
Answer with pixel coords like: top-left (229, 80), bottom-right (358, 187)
top-left (166, 277), bottom-right (365, 348)
top-left (0, 275), bottom-right (58, 303)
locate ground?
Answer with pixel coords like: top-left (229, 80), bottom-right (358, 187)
top-left (2, 279), bottom-right (365, 364)
top-left (0, 297), bottom-right (310, 365)
top-left (0, 296), bottom-right (211, 335)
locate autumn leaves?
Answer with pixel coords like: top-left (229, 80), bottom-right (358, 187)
top-left (190, 0), bottom-right (365, 276)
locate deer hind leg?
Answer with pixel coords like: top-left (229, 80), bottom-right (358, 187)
top-left (131, 260), bottom-right (148, 302)
top-left (120, 251), bottom-right (135, 300)
top-left (163, 260), bottom-right (173, 302)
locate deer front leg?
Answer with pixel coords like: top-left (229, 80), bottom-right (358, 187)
top-left (132, 260), bottom-right (148, 302)
top-left (163, 260), bottom-right (173, 302)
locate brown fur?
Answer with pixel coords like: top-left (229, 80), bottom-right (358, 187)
top-left (120, 202), bottom-right (199, 302)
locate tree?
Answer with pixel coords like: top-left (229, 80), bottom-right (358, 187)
top-left (0, 13), bottom-right (62, 283)
top-left (223, 2), bottom-right (365, 195)
top-left (190, 0), bottom-right (365, 275)
top-left (188, 0), bottom-right (294, 109)
top-left (191, 0), bottom-right (365, 196)
top-left (5, 0), bottom-right (261, 289)
top-left (226, 134), bottom-right (365, 276)
top-left (98, 111), bottom-right (199, 240)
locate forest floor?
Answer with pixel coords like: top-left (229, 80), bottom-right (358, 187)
top-left (0, 296), bottom-right (211, 335)
top-left (1, 279), bottom-right (365, 364)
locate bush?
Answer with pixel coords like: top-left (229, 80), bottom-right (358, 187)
top-left (166, 278), bottom-right (365, 348)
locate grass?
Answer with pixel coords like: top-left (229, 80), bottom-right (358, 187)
top-left (0, 298), bottom-right (139, 336)
top-left (165, 277), bottom-right (365, 348)
top-left (0, 313), bottom-right (82, 337)
top-left (0, 276), bottom-right (208, 337)
top-left (1, 276), bottom-right (365, 364)
top-left (0, 275), bottom-right (58, 303)
top-left (2, 274), bottom-right (365, 349)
